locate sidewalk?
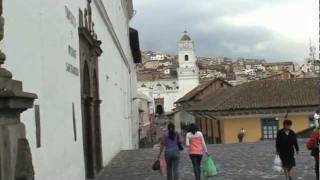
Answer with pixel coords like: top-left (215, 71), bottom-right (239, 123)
top-left (98, 140), bottom-right (315, 180)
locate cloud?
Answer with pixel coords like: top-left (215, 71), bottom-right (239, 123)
top-left (131, 0), bottom-right (318, 63)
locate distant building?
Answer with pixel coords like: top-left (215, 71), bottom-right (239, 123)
top-left (253, 64), bottom-right (266, 71)
top-left (163, 68), bottom-right (171, 75)
top-left (237, 58), bottom-right (265, 66)
top-left (137, 32), bottom-right (200, 113)
top-left (199, 63), bottom-right (229, 81)
top-left (263, 62), bottom-right (295, 72)
top-left (159, 60), bottom-right (172, 67)
top-left (144, 61), bottom-right (160, 69)
top-left (264, 70), bottom-right (294, 80)
top-left (189, 78), bottom-right (320, 144)
top-left (150, 53), bottom-right (165, 61)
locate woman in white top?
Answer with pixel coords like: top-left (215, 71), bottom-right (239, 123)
top-left (186, 123), bottom-right (208, 180)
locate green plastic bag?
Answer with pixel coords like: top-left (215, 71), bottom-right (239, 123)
top-left (203, 155), bottom-right (218, 178)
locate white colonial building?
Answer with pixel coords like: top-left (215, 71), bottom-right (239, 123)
top-left (3, 0), bottom-right (140, 180)
top-left (138, 33), bottom-right (200, 114)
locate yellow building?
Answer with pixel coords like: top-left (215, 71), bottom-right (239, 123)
top-left (190, 78), bottom-right (319, 144)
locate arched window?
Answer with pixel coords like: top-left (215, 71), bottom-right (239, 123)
top-left (185, 55), bottom-right (189, 61)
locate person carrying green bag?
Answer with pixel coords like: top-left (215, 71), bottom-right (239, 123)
top-left (203, 155), bottom-right (218, 178)
top-left (186, 124), bottom-right (208, 180)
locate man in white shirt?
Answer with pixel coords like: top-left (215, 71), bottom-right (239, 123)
top-left (238, 128), bottom-right (246, 143)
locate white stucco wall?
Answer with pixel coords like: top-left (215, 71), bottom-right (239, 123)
top-left (3, 0), bottom-right (138, 179)
top-left (153, 90), bottom-right (179, 112)
top-left (137, 79), bottom-right (180, 112)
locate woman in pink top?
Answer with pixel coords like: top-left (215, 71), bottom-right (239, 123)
top-left (186, 123), bottom-right (208, 180)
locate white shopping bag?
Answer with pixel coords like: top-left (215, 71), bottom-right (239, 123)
top-left (273, 155), bottom-right (282, 172)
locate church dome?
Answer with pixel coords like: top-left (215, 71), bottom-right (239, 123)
top-left (180, 34), bottom-right (191, 41)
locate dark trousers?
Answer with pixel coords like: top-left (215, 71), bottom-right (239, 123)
top-left (190, 154), bottom-right (203, 180)
top-left (238, 137), bottom-right (243, 143)
top-left (238, 135), bottom-right (244, 143)
top-left (315, 157), bottom-right (319, 180)
top-left (165, 150), bottom-right (180, 180)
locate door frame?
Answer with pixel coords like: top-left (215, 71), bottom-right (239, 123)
top-left (78, 1), bottom-right (103, 178)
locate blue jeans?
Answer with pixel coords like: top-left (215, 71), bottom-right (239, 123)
top-left (165, 150), bottom-right (180, 180)
top-left (190, 155), bottom-right (203, 180)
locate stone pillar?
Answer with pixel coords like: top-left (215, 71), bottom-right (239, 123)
top-left (0, 0), bottom-right (37, 179)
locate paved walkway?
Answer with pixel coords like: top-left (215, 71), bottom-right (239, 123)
top-left (98, 140), bottom-right (317, 180)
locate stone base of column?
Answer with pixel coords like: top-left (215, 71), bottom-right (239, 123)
top-left (0, 123), bottom-right (34, 180)
top-left (0, 67), bottom-right (37, 180)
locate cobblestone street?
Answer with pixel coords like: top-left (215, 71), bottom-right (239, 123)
top-left (98, 140), bottom-right (316, 180)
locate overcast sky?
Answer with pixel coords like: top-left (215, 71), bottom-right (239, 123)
top-left (131, 0), bottom-right (318, 63)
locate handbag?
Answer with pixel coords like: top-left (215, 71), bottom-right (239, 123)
top-left (177, 133), bottom-right (184, 151)
top-left (152, 159), bottom-right (160, 171)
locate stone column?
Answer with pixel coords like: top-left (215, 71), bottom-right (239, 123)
top-left (0, 0), bottom-right (37, 180)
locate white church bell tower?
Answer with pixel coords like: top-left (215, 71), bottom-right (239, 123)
top-left (177, 31), bottom-right (200, 98)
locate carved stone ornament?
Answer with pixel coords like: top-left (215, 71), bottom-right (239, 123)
top-left (78, 0), bottom-right (102, 56)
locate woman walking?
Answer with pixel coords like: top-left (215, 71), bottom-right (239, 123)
top-left (186, 123), bottom-right (208, 180)
top-left (158, 123), bottom-right (183, 180)
top-left (276, 120), bottom-right (299, 180)
top-left (306, 127), bottom-right (319, 180)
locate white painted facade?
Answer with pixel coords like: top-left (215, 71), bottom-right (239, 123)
top-left (150, 54), bottom-right (165, 61)
top-left (138, 79), bottom-right (179, 112)
top-left (159, 61), bottom-right (172, 66)
top-left (4, 0), bottom-right (139, 180)
top-left (138, 33), bottom-right (199, 113)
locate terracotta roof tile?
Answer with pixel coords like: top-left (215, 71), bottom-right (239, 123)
top-left (190, 78), bottom-right (320, 112)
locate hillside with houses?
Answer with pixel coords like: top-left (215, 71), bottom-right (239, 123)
top-left (137, 50), bottom-right (320, 86)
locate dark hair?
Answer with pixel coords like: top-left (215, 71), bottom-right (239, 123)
top-left (167, 123), bottom-right (176, 140)
top-left (283, 119), bottom-right (292, 126)
top-left (189, 123), bottom-right (198, 135)
top-left (316, 110), bottom-right (319, 114)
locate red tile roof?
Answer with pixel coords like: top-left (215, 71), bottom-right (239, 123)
top-left (189, 78), bottom-right (320, 112)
